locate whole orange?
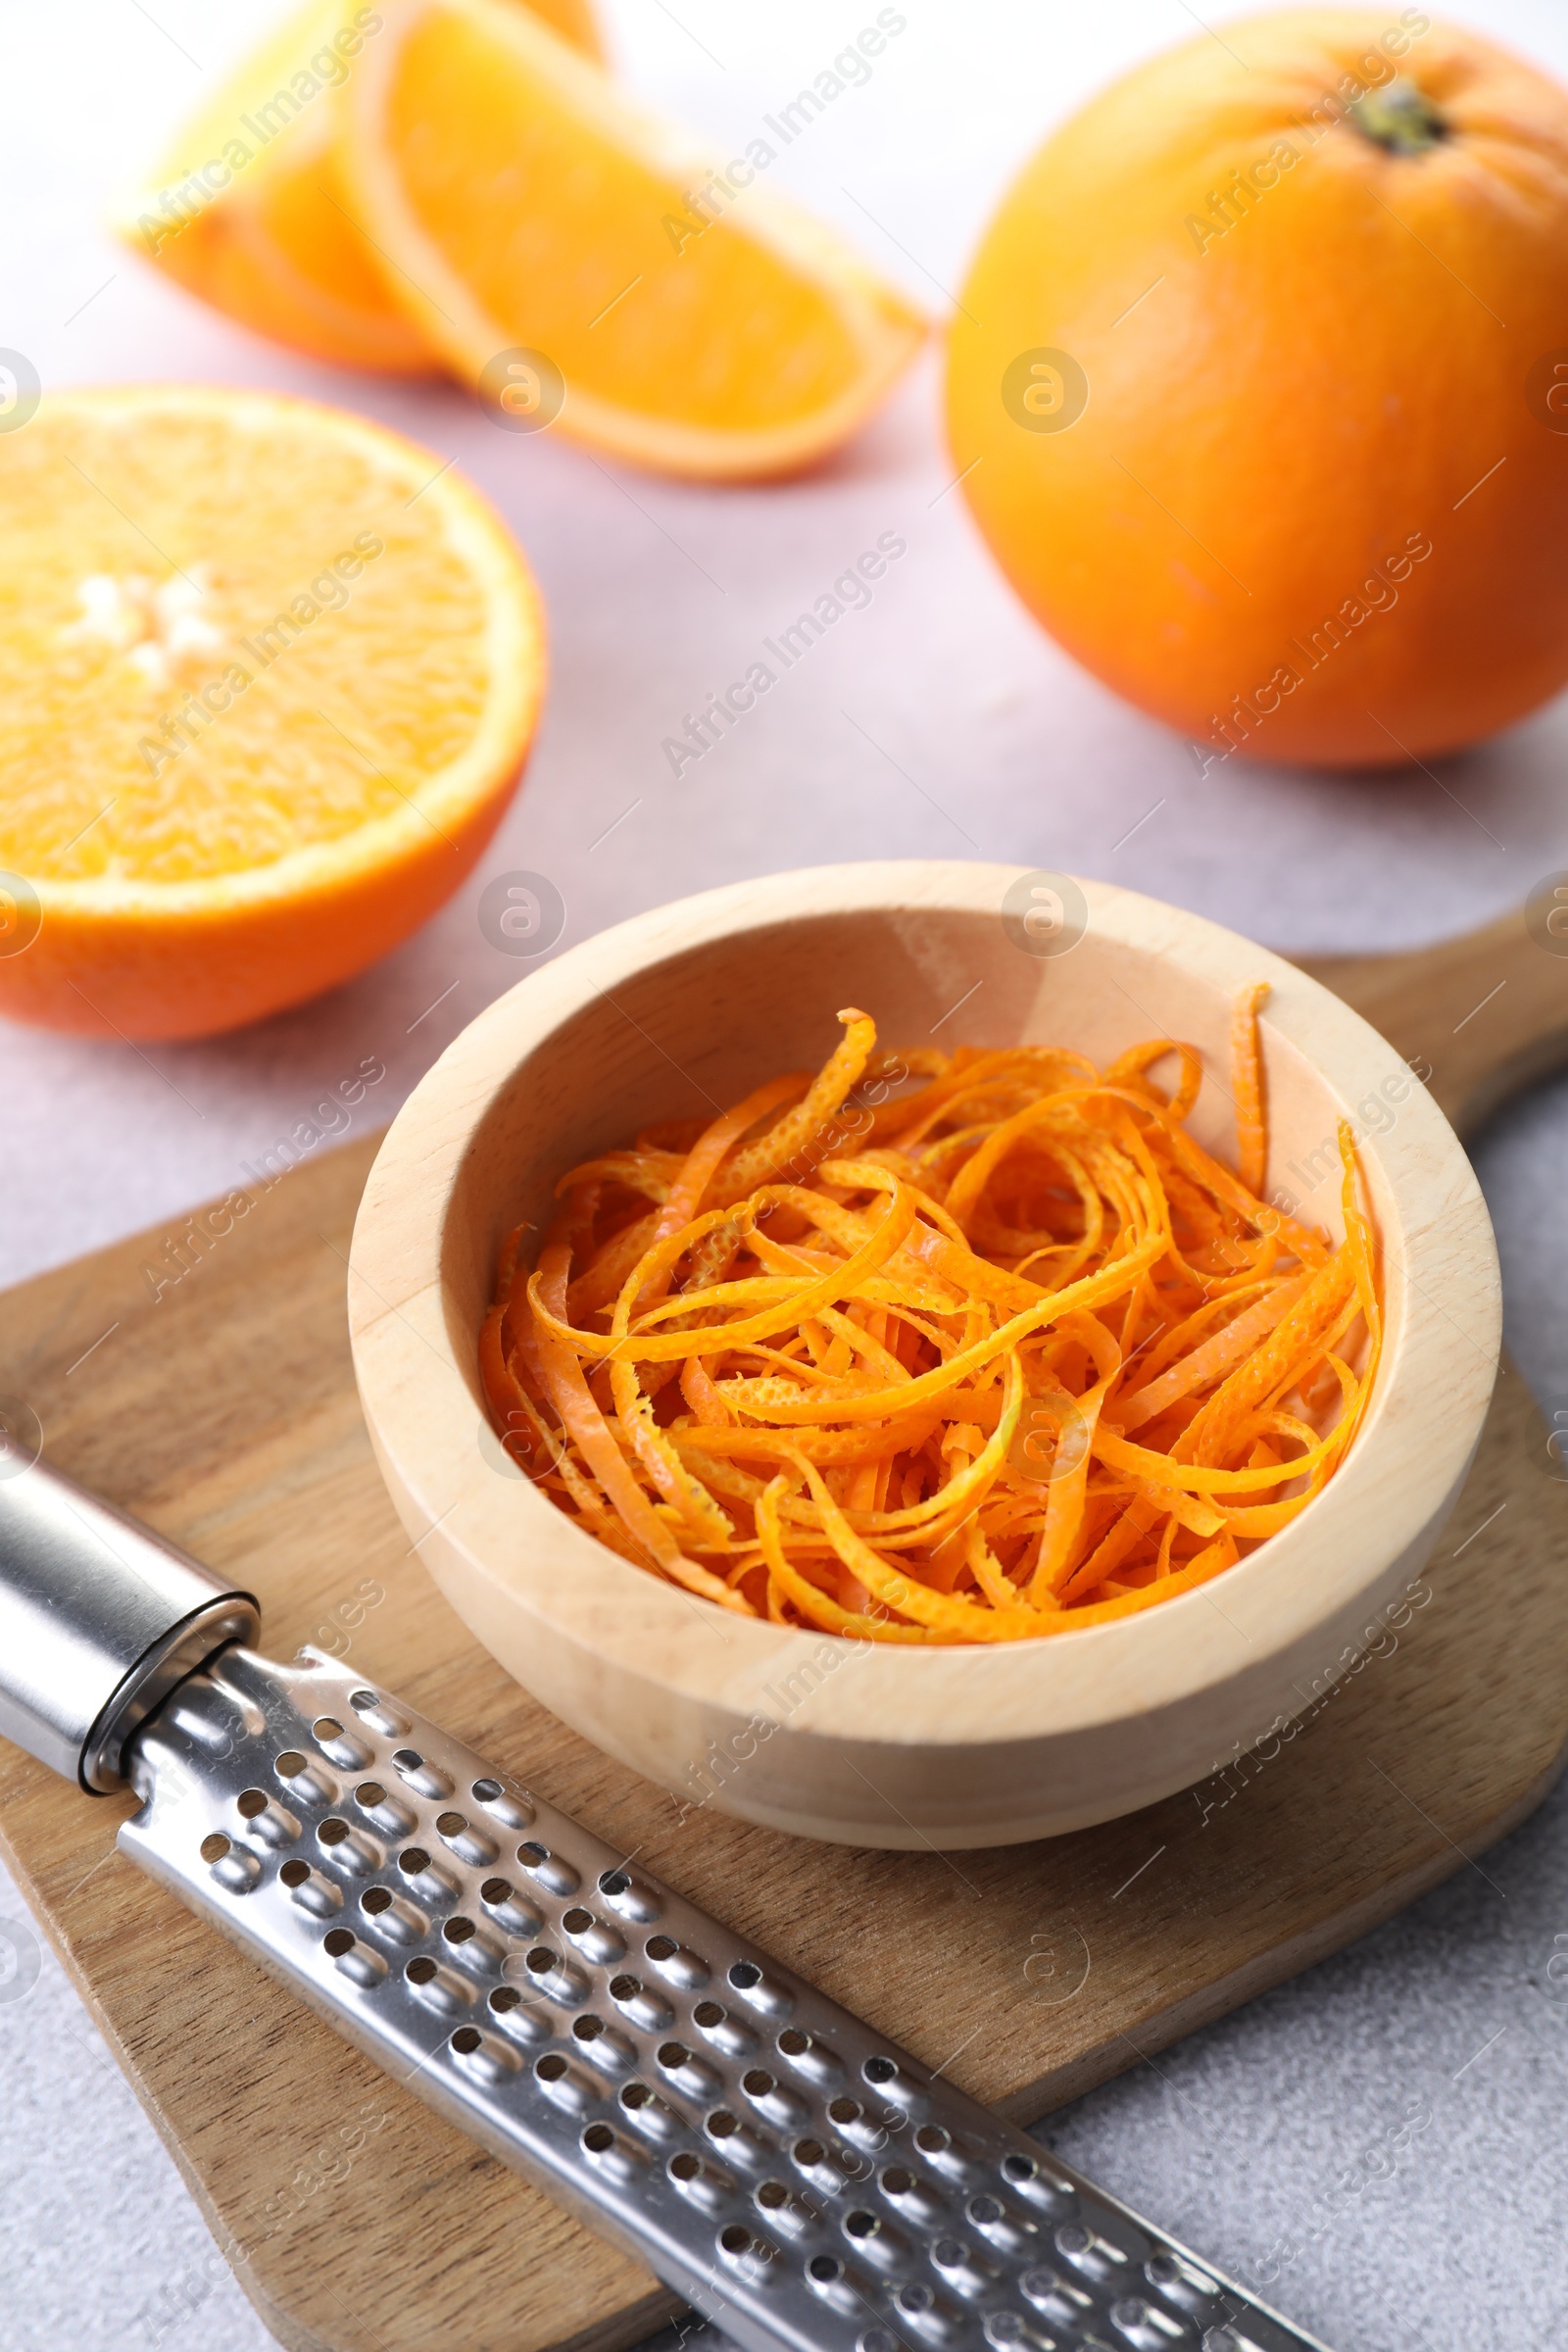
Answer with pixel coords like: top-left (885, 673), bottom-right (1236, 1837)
top-left (946, 9), bottom-right (1568, 770)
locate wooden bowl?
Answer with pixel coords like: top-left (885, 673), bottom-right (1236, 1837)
top-left (348, 862), bottom-right (1500, 1848)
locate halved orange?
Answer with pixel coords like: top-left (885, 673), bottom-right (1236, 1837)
top-left (0, 386), bottom-right (543, 1039)
top-left (114, 0), bottom-right (604, 373)
top-left (339, 0), bottom-right (927, 477)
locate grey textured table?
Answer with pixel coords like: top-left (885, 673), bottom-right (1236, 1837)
top-left (4, 2), bottom-right (1568, 2348)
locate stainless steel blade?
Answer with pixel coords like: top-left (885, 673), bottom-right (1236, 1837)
top-left (122, 1640), bottom-right (1332, 2352)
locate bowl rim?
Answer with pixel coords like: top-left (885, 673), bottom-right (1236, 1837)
top-left (348, 858), bottom-right (1500, 1750)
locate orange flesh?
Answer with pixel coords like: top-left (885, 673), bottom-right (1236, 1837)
top-left (0, 394), bottom-right (532, 882)
top-left (0, 386), bottom-right (543, 1038)
top-left (387, 16), bottom-right (863, 429)
top-left (481, 993), bottom-right (1383, 1643)
top-left (340, 0), bottom-right (925, 476)
top-left (119, 0), bottom-right (606, 374)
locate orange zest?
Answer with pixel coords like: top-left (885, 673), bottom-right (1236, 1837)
top-left (1230, 978), bottom-right (1271, 1198)
top-left (481, 1004), bottom-right (1382, 1642)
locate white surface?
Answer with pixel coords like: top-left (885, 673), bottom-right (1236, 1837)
top-left (3, 1), bottom-right (1568, 2346)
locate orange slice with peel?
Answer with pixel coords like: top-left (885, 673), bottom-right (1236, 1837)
top-left (114, 0), bottom-right (604, 374)
top-left (0, 386), bottom-right (543, 1040)
top-left (339, 0), bottom-right (926, 478)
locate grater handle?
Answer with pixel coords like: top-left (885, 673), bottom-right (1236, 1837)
top-left (0, 1455), bottom-right (257, 1790)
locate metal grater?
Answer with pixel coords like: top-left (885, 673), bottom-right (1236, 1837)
top-left (0, 1456), bottom-right (1334, 2352)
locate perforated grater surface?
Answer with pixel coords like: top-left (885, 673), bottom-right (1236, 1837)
top-left (0, 1458), bottom-right (1335, 2352)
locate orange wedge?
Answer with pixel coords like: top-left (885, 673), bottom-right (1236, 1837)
top-left (339, 0), bottom-right (926, 477)
top-left (115, 0), bottom-right (604, 373)
top-left (0, 386), bottom-right (544, 1039)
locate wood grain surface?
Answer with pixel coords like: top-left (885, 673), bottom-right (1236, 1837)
top-left (1304, 902), bottom-right (1568, 1139)
top-left (1, 915), bottom-right (1566, 2352)
top-left (0, 1135), bottom-right (1563, 2352)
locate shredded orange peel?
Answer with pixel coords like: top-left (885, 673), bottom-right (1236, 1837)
top-left (480, 989), bottom-right (1383, 1643)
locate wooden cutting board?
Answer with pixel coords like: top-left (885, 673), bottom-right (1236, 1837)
top-left (2, 906), bottom-right (1567, 2352)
